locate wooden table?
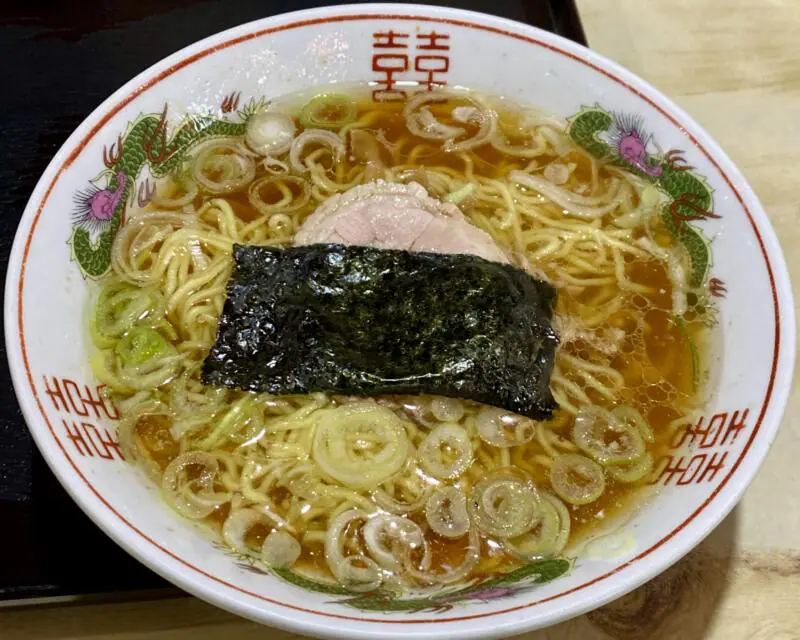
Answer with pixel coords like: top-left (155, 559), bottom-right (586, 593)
top-left (4, 0), bottom-right (800, 637)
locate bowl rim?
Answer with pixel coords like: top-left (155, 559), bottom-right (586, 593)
top-left (4, 4), bottom-right (796, 638)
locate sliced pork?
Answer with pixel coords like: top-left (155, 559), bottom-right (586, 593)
top-left (295, 181), bottom-right (509, 264)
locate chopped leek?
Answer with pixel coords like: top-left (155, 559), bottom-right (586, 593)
top-left (299, 93), bottom-right (357, 130)
top-left (91, 281), bottom-right (163, 349)
top-left (115, 327), bottom-right (175, 366)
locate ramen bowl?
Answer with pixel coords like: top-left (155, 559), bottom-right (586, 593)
top-left (4, 4), bottom-right (795, 638)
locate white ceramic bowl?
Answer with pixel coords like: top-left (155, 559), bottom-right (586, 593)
top-left (4, 4), bottom-right (795, 639)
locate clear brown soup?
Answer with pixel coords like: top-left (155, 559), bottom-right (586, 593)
top-left (99, 87), bottom-right (710, 588)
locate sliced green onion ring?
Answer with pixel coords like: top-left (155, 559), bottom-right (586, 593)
top-left (550, 453), bottom-right (606, 505)
top-left (162, 451), bottom-right (230, 520)
top-left (324, 509), bottom-right (382, 591)
top-left (372, 486), bottom-right (431, 515)
top-left (262, 530), bottom-right (301, 568)
top-left (299, 93), bottom-right (358, 130)
top-left (573, 406), bottom-right (646, 465)
top-left (429, 397), bottom-right (464, 423)
top-left (99, 326), bottom-right (181, 391)
top-left (613, 405), bottom-right (655, 444)
top-left (115, 326), bottom-right (174, 367)
top-left (246, 112), bottom-right (296, 155)
top-left (469, 471), bottom-right (541, 538)
top-left (504, 492), bottom-right (570, 558)
top-left (289, 129), bottom-right (345, 173)
top-left (151, 176), bottom-right (198, 209)
top-left (418, 424), bottom-right (473, 480)
top-left (405, 528), bottom-right (480, 585)
top-left (425, 486), bottom-right (470, 539)
top-left (312, 402), bottom-right (410, 489)
top-left (222, 507), bottom-right (273, 554)
top-left (476, 406), bottom-right (536, 448)
top-left (362, 513), bottom-right (429, 573)
top-left (91, 281), bottom-right (164, 349)
top-left (191, 139), bottom-right (256, 194)
top-left (608, 453), bottom-right (653, 483)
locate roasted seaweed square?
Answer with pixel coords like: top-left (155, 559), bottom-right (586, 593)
top-left (202, 244), bottom-right (559, 419)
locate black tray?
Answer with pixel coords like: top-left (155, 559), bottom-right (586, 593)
top-left (0, 0), bottom-right (585, 604)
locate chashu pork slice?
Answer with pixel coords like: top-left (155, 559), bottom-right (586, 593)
top-left (294, 180), bottom-right (509, 264)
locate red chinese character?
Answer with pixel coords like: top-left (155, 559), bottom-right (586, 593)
top-left (372, 53), bottom-right (409, 100)
top-left (416, 31), bottom-right (450, 51)
top-left (696, 451), bottom-right (727, 483)
top-left (81, 383), bottom-right (120, 420)
top-left (414, 55), bottom-right (449, 90)
top-left (672, 415), bottom-right (712, 448)
top-left (677, 454), bottom-right (706, 485)
top-left (82, 423), bottom-right (125, 461)
top-left (721, 409), bottom-right (748, 446)
top-left (43, 376), bottom-right (69, 413)
top-left (652, 454), bottom-right (690, 486)
top-left (373, 30), bottom-right (409, 49)
top-left (700, 413), bottom-right (727, 448)
top-left (62, 379), bottom-right (90, 417)
top-left (63, 419), bottom-right (92, 457)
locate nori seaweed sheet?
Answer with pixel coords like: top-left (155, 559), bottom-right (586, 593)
top-left (202, 244), bottom-right (559, 419)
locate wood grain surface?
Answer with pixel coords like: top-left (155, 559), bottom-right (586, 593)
top-left (4, 0), bottom-right (800, 638)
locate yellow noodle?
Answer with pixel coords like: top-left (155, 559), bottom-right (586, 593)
top-left (92, 89), bottom-right (707, 591)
